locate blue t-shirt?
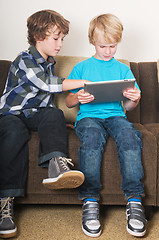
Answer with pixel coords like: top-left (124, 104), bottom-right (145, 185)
top-left (68, 56), bottom-right (139, 124)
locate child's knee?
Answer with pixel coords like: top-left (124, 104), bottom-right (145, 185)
top-left (117, 128), bottom-right (142, 151)
top-left (81, 127), bottom-right (103, 149)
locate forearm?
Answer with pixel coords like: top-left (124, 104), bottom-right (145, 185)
top-left (123, 99), bottom-right (139, 111)
top-left (123, 86), bottom-right (141, 111)
top-left (62, 79), bottom-right (86, 91)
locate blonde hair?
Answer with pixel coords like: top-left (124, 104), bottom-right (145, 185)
top-left (27, 9), bottom-right (70, 46)
top-left (88, 13), bottom-right (123, 45)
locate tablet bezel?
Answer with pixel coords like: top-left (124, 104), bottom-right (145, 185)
top-left (84, 79), bottom-right (136, 103)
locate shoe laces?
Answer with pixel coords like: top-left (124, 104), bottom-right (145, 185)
top-left (58, 157), bottom-right (74, 170)
top-left (0, 197), bottom-right (14, 219)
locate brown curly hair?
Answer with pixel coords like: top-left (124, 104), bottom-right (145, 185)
top-left (27, 9), bottom-right (70, 46)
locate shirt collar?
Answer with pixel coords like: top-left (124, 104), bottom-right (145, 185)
top-left (28, 45), bottom-right (56, 65)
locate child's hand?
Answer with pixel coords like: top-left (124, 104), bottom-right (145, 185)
top-left (77, 89), bottom-right (94, 104)
top-left (123, 86), bottom-right (141, 102)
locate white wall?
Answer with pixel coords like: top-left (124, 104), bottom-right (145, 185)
top-left (0, 0), bottom-right (159, 62)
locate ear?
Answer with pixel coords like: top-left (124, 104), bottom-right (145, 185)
top-left (34, 34), bottom-right (41, 43)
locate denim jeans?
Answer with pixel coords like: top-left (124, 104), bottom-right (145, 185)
top-left (0, 107), bottom-right (67, 197)
top-left (75, 117), bottom-right (144, 201)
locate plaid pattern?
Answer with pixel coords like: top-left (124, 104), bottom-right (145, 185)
top-left (0, 46), bottom-right (64, 117)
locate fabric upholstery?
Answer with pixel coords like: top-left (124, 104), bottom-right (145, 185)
top-left (0, 58), bottom-right (158, 206)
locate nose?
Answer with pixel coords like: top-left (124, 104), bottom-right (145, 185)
top-left (58, 39), bottom-right (63, 48)
top-left (105, 46), bottom-right (111, 55)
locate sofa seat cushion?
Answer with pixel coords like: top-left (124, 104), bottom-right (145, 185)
top-left (144, 123), bottom-right (159, 142)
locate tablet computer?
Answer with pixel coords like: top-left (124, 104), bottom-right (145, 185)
top-left (84, 79), bottom-right (135, 103)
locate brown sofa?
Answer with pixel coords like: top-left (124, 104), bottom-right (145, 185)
top-left (0, 57), bottom-right (158, 206)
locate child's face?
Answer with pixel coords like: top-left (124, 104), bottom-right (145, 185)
top-left (36, 26), bottom-right (66, 60)
top-left (94, 34), bottom-right (118, 61)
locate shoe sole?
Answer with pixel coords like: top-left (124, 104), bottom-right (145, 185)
top-left (0, 227), bottom-right (17, 239)
top-left (42, 171), bottom-right (84, 189)
top-left (82, 225), bottom-right (101, 238)
top-left (127, 226), bottom-right (146, 237)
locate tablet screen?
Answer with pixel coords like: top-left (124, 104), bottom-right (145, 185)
top-left (84, 79), bottom-right (135, 103)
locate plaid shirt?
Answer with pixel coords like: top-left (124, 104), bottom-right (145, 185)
top-left (0, 46), bottom-right (64, 117)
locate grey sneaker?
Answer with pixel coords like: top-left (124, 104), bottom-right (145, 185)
top-left (42, 157), bottom-right (85, 189)
top-left (126, 201), bottom-right (147, 237)
top-left (82, 201), bottom-right (101, 237)
top-left (0, 197), bottom-right (17, 239)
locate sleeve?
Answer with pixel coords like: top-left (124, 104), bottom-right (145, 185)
top-left (16, 55), bottom-right (64, 93)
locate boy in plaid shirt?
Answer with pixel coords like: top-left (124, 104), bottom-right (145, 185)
top-left (0, 10), bottom-right (87, 238)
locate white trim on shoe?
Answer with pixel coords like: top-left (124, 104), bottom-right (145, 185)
top-left (82, 225), bottom-right (101, 238)
top-left (126, 225), bottom-right (146, 237)
top-left (0, 227), bottom-right (17, 238)
top-left (42, 171), bottom-right (84, 189)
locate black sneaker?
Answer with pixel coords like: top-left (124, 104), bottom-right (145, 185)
top-left (82, 201), bottom-right (101, 238)
top-left (42, 157), bottom-right (85, 189)
top-left (0, 197), bottom-right (17, 239)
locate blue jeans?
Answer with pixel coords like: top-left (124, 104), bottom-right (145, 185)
top-left (75, 117), bottom-right (144, 201)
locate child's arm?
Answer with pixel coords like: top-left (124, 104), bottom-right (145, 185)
top-left (65, 89), bottom-right (94, 108)
top-left (62, 79), bottom-right (90, 91)
top-left (123, 86), bottom-right (141, 111)
top-left (18, 57), bottom-right (89, 93)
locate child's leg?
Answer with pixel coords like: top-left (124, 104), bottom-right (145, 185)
top-left (0, 115), bottom-right (30, 198)
top-left (106, 116), bottom-right (146, 237)
top-left (36, 107), bottom-right (68, 162)
top-left (76, 117), bottom-right (107, 200)
top-left (26, 107), bottom-right (84, 189)
top-left (76, 117), bottom-right (107, 237)
top-left (0, 115), bottom-right (30, 239)
top-left (106, 117), bottom-right (144, 198)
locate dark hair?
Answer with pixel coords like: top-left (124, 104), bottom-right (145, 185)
top-left (27, 9), bottom-right (70, 46)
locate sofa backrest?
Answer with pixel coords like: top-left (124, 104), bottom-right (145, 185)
top-left (139, 62), bottom-right (159, 124)
top-left (0, 57), bottom-right (158, 125)
top-left (0, 60), bottom-right (12, 96)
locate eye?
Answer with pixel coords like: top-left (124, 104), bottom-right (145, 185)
top-left (99, 45), bottom-right (105, 48)
top-left (110, 45), bottom-right (116, 48)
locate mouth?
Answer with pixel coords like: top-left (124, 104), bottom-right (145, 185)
top-left (55, 49), bottom-right (60, 53)
top-left (102, 56), bottom-right (111, 61)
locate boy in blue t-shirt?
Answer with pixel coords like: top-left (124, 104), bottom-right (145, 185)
top-left (66, 13), bottom-right (146, 238)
